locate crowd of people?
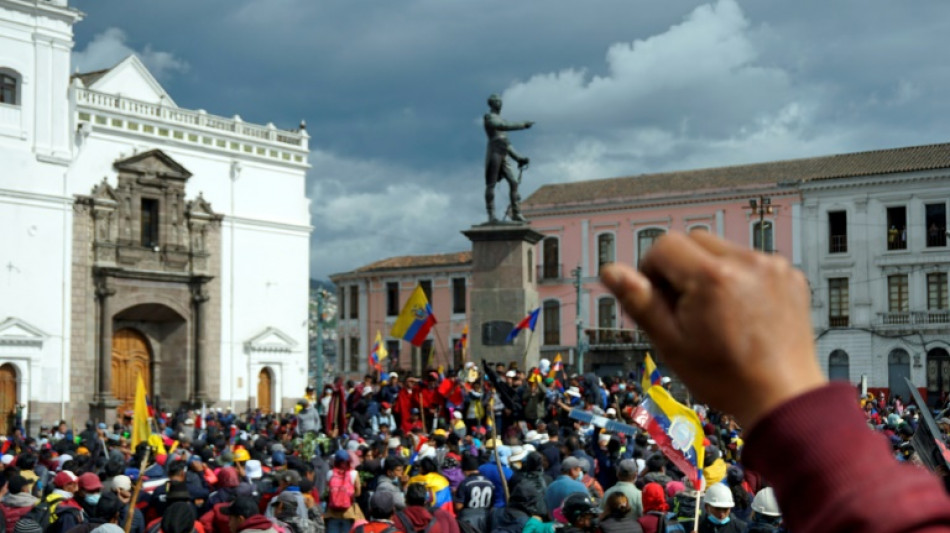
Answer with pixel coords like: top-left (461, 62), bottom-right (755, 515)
top-left (5, 229), bottom-right (950, 533)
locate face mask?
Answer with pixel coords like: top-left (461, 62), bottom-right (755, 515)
top-left (574, 471), bottom-right (584, 481)
top-left (85, 494), bottom-right (101, 506)
top-left (707, 514), bottom-right (731, 525)
top-left (618, 384), bottom-right (626, 392)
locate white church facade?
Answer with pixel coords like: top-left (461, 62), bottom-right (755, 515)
top-left (0, 0), bottom-right (312, 433)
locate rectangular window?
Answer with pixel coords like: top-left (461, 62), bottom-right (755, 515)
top-left (349, 285), bottom-right (359, 319)
top-left (338, 287), bottom-right (346, 320)
top-left (598, 298), bottom-right (617, 329)
top-left (828, 278), bottom-right (850, 328)
top-left (887, 206), bottom-right (907, 250)
top-left (829, 211), bottom-right (848, 253)
top-left (888, 274), bottom-right (909, 313)
top-left (385, 340), bottom-right (400, 369)
top-left (926, 203), bottom-right (947, 248)
top-left (598, 233), bottom-right (615, 271)
top-left (452, 278), bottom-right (466, 314)
top-left (349, 336), bottom-right (360, 373)
top-left (386, 282), bottom-right (399, 317)
top-left (928, 273), bottom-right (948, 310)
top-left (543, 301), bottom-right (560, 345)
top-left (753, 221), bottom-right (774, 252)
top-left (542, 238), bottom-right (560, 279)
top-left (0, 74), bottom-right (18, 105)
top-left (638, 229), bottom-right (665, 267)
top-left (140, 198), bottom-right (159, 248)
top-left (420, 280), bottom-right (433, 302)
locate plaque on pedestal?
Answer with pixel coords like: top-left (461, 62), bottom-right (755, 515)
top-left (462, 223), bottom-right (544, 370)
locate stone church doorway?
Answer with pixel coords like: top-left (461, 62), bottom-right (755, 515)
top-left (257, 367), bottom-right (273, 413)
top-left (0, 364), bottom-right (16, 435)
top-left (112, 329), bottom-right (151, 414)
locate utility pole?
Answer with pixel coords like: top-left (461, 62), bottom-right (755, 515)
top-left (572, 266), bottom-right (585, 374)
top-left (749, 196), bottom-right (773, 252)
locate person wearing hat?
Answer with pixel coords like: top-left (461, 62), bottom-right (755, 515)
top-left (477, 445), bottom-right (512, 509)
top-left (40, 470), bottom-right (84, 533)
top-left (698, 484), bottom-right (744, 533)
top-left (76, 472), bottom-right (104, 517)
top-left (325, 450), bottom-right (361, 533)
top-left (746, 488), bottom-right (781, 533)
top-left (270, 491), bottom-right (314, 533)
top-left (223, 496), bottom-right (276, 533)
top-left (110, 475), bottom-right (145, 533)
top-left (544, 456), bottom-right (587, 516)
top-left (602, 459), bottom-right (643, 520)
top-left (1, 475), bottom-right (38, 531)
top-left (507, 451), bottom-right (549, 521)
top-left (185, 456), bottom-right (212, 511)
top-left (65, 490), bottom-right (124, 533)
top-left (371, 404), bottom-right (396, 435)
top-left (559, 493), bottom-right (600, 533)
top-left (636, 482), bottom-right (668, 533)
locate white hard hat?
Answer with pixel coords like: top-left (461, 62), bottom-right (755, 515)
top-left (751, 487), bottom-right (781, 517)
top-left (704, 483), bottom-right (735, 508)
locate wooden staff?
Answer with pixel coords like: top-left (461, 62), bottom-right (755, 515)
top-left (488, 395), bottom-right (509, 502)
top-left (124, 447), bottom-right (151, 533)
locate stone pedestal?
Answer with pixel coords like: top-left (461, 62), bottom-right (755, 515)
top-left (462, 223), bottom-right (544, 370)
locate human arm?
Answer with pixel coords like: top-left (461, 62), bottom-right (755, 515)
top-left (600, 230), bottom-right (950, 532)
top-left (486, 114), bottom-right (533, 132)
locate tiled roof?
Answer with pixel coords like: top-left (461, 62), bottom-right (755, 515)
top-left (71, 68), bottom-right (111, 87)
top-left (350, 251), bottom-right (472, 274)
top-left (524, 142), bottom-right (950, 209)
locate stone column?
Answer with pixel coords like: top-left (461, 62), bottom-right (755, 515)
top-left (91, 275), bottom-right (120, 423)
top-left (191, 279), bottom-right (210, 403)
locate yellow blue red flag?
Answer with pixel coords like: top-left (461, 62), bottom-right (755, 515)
top-left (642, 352), bottom-right (662, 392)
top-left (390, 285), bottom-right (437, 347)
top-left (132, 373), bottom-right (150, 448)
top-left (631, 384), bottom-right (705, 488)
top-left (369, 331), bottom-right (387, 369)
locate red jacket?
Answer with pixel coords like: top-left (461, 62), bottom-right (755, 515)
top-left (198, 502), bottom-right (230, 533)
top-left (743, 382), bottom-right (950, 532)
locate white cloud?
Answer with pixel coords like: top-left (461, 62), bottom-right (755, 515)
top-left (72, 28), bottom-right (188, 81)
top-left (308, 150), bottom-right (480, 278)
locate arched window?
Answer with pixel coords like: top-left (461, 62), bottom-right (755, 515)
top-left (0, 69), bottom-right (21, 106)
top-left (542, 237), bottom-right (560, 280)
top-left (828, 349), bottom-right (849, 382)
top-left (542, 300), bottom-right (560, 345)
top-left (753, 220), bottom-right (774, 252)
top-left (597, 233), bottom-right (615, 271)
top-left (597, 297), bottom-right (617, 329)
top-left (637, 228), bottom-right (666, 266)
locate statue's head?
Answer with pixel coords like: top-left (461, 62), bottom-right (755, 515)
top-left (488, 94), bottom-right (502, 111)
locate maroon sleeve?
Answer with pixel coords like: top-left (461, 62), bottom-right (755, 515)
top-left (742, 382), bottom-right (950, 532)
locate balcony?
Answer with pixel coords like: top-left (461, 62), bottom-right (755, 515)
top-left (829, 235), bottom-right (848, 254)
top-left (585, 327), bottom-right (651, 349)
top-left (829, 316), bottom-right (850, 328)
top-left (538, 263), bottom-right (562, 282)
top-left (887, 228), bottom-right (907, 251)
top-left (880, 311), bottom-right (950, 326)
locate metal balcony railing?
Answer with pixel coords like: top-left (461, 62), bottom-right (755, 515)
top-left (828, 316), bottom-right (850, 328)
top-left (829, 235), bottom-right (848, 253)
top-left (538, 263), bottom-right (562, 281)
top-left (585, 327), bottom-right (650, 346)
top-left (880, 311), bottom-right (950, 325)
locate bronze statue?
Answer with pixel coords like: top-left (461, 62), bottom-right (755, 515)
top-left (484, 94), bottom-right (533, 223)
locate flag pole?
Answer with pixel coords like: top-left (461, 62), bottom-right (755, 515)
top-left (432, 326), bottom-right (451, 371)
top-left (520, 327), bottom-right (536, 372)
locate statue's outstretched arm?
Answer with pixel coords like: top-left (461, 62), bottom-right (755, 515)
top-left (487, 115), bottom-right (534, 132)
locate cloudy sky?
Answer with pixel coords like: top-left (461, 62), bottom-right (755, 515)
top-left (71, 0), bottom-right (950, 280)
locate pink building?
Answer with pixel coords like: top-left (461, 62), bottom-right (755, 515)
top-left (330, 252), bottom-right (472, 378)
top-left (522, 163), bottom-right (801, 377)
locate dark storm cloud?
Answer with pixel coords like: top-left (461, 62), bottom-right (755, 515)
top-left (72, 0), bottom-right (950, 278)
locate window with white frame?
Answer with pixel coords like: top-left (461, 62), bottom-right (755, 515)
top-left (598, 297), bottom-right (617, 329)
top-left (0, 70), bottom-right (19, 106)
top-left (752, 220), bottom-right (774, 252)
top-left (637, 228), bottom-right (665, 267)
top-left (597, 233), bottom-right (615, 272)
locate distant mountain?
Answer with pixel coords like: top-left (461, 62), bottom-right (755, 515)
top-left (310, 278), bottom-right (336, 292)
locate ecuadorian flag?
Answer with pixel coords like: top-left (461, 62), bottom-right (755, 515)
top-left (391, 285), bottom-right (437, 347)
top-left (409, 472), bottom-right (454, 516)
top-left (631, 384), bottom-right (705, 488)
top-left (641, 352), bottom-right (662, 392)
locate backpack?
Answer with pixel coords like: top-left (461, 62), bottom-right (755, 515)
top-left (327, 468), bottom-right (355, 511)
top-left (20, 494), bottom-right (81, 533)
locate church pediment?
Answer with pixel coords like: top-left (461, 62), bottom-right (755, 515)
top-left (187, 193), bottom-right (218, 219)
top-left (0, 317), bottom-right (48, 348)
top-left (114, 149), bottom-right (192, 181)
top-left (245, 327), bottom-right (298, 353)
top-left (90, 178), bottom-right (119, 203)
